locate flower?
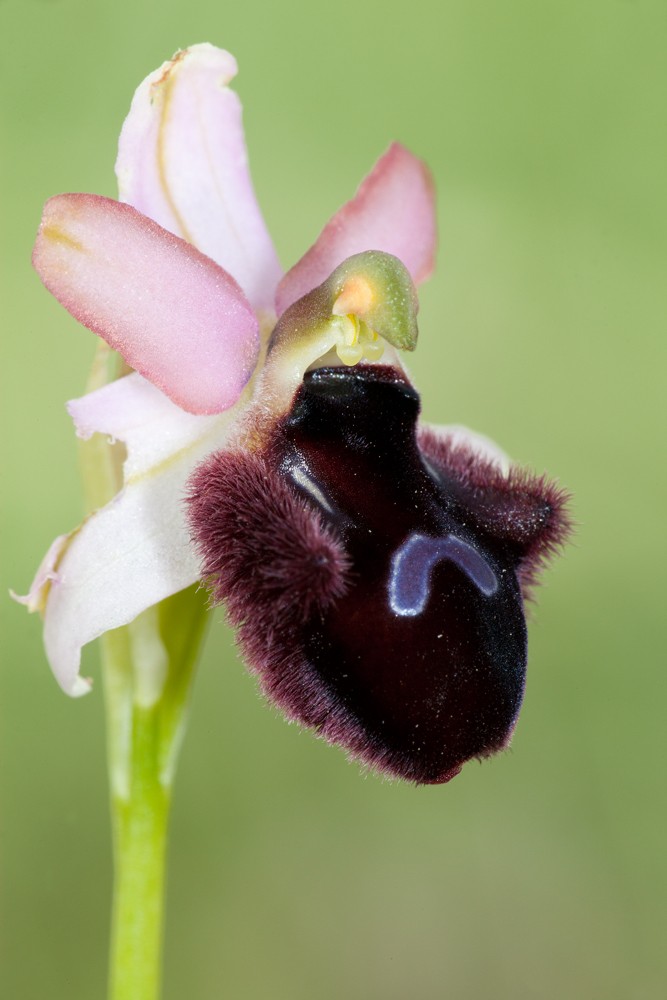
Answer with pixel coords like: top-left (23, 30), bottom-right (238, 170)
top-left (20, 43), bottom-right (571, 783)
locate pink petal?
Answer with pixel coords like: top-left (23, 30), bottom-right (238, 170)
top-left (116, 43), bottom-right (282, 312)
top-left (33, 193), bottom-right (260, 415)
top-left (276, 143), bottom-right (437, 316)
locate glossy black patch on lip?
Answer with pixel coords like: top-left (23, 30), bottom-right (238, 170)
top-left (188, 364), bottom-right (571, 785)
top-left (277, 366), bottom-right (527, 783)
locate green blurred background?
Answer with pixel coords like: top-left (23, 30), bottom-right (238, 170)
top-left (1, 1), bottom-right (665, 997)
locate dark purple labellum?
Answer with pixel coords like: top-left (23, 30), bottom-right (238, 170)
top-left (188, 365), bottom-right (571, 784)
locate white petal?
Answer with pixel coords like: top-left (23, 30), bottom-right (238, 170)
top-left (11, 533), bottom-right (73, 615)
top-left (42, 375), bottom-right (240, 696)
top-left (67, 372), bottom-right (224, 479)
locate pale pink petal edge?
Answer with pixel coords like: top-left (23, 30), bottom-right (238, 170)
top-left (116, 43), bottom-right (283, 312)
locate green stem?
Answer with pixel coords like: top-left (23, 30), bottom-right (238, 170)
top-left (100, 585), bottom-right (208, 1000)
top-left (78, 344), bottom-right (209, 1000)
top-left (106, 664), bottom-right (170, 1000)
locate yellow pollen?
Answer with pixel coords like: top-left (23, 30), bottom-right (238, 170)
top-left (337, 343), bottom-right (364, 366)
top-left (362, 334), bottom-right (384, 362)
top-left (334, 317), bottom-right (385, 366)
top-left (342, 313), bottom-right (361, 347)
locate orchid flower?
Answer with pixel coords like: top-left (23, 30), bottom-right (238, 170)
top-left (21, 43), bottom-right (570, 788)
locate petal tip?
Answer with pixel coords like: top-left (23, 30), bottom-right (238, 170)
top-left (115, 42), bottom-right (281, 311)
top-left (178, 42), bottom-right (238, 83)
top-left (12, 533), bottom-right (73, 615)
top-left (68, 675), bottom-right (94, 698)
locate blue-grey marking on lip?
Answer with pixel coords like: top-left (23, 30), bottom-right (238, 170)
top-left (389, 533), bottom-right (498, 617)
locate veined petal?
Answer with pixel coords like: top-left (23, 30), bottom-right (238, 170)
top-left (116, 43), bottom-right (282, 312)
top-left (33, 194), bottom-right (259, 415)
top-left (11, 533), bottom-right (74, 615)
top-left (41, 378), bottom-right (240, 696)
top-left (276, 143), bottom-right (436, 315)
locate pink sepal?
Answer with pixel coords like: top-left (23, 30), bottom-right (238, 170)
top-left (32, 193), bottom-right (260, 415)
top-left (276, 143), bottom-right (436, 315)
